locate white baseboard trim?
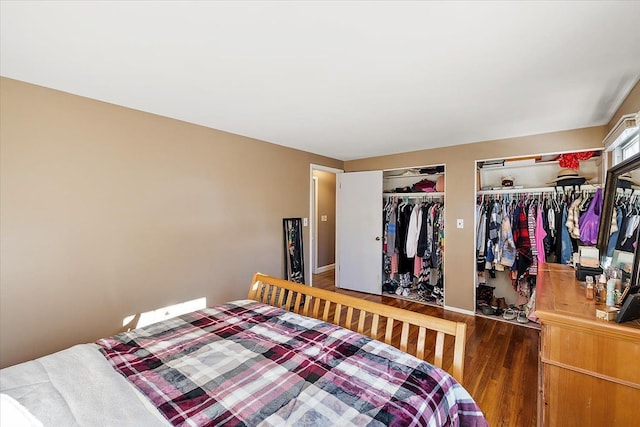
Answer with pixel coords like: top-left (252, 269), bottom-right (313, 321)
top-left (315, 264), bottom-right (335, 274)
top-left (443, 305), bottom-right (476, 316)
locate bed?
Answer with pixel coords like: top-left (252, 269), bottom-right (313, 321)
top-left (0, 273), bottom-right (487, 426)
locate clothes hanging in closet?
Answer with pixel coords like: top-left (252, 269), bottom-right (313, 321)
top-left (383, 197), bottom-right (444, 304)
top-left (475, 189), bottom-right (600, 316)
top-left (477, 189), bottom-right (600, 271)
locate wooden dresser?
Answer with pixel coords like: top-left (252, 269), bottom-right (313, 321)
top-left (536, 263), bottom-right (640, 427)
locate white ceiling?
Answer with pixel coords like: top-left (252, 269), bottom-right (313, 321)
top-left (1, 1), bottom-right (639, 161)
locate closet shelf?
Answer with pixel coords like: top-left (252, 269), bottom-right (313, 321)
top-left (477, 185), bottom-right (601, 195)
top-left (384, 192), bottom-right (445, 198)
top-left (384, 173), bottom-right (443, 180)
top-left (479, 153), bottom-right (600, 171)
top-left (480, 160), bottom-right (557, 171)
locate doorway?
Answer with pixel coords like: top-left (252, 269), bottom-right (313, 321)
top-left (309, 164), bottom-right (342, 287)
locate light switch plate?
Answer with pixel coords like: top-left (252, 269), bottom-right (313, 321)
top-left (303, 218), bottom-right (308, 226)
top-left (457, 219), bottom-right (464, 228)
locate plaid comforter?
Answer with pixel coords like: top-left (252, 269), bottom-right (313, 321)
top-left (97, 300), bottom-right (487, 427)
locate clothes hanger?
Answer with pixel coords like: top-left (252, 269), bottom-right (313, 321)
top-left (579, 191), bottom-right (592, 210)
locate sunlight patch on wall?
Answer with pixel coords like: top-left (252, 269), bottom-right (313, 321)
top-left (122, 297), bottom-right (207, 330)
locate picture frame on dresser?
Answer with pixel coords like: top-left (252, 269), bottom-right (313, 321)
top-left (615, 292), bottom-right (640, 323)
top-left (596, 151), bottom-right (640, 288)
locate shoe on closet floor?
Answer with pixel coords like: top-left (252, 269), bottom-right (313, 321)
top-left (489, 296), bottom-right (506, 309)
top-left (481, 305), bottom-right (496, 315)
top-left (503, 309), bottom-right (517, 320)
top-left (517, 311), bottom-right (529, 324)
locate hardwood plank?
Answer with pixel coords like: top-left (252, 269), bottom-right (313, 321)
top-left (312, 269), bottom-right (538, 427)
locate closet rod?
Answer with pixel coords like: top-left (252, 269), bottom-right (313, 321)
top-left (383, 192), bottom-right (444, 198)
top-left (477, 185), bottom-right (600, 196)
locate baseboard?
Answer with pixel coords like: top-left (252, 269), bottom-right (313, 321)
top-left (443, 305), bottom-right (476, 316)
top-left (315, 264), bottom-right (335, 274)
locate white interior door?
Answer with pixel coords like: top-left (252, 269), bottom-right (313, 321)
top-left (337, 170), bottom-right (382, 294)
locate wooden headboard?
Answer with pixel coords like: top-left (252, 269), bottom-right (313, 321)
top-left (249, 273), bottom-right (467, 384)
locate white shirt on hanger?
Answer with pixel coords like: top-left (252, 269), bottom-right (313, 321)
top-left (406, 203), bottom-right (422, 258)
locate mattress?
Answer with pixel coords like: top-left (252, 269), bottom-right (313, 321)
top-left (1, 300), bottom-right (487, 426)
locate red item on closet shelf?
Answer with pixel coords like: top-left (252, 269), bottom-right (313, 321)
top-left (559, 153), bottom-right (579, 170)
top-left (558, 151), bottom-right (594, 170)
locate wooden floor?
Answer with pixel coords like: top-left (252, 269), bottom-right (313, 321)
top-left (312, 269), bottom-right (539, 427)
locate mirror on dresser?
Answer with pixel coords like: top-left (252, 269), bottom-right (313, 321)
top-left (597, 152), bottom-right (640, 288)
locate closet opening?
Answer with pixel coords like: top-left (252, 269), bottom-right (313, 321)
top-left (474, 150), bottom-right (603, 329)
top-left (382, 165), bottom-right (446, 308)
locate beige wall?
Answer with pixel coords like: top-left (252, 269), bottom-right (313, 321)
top-left (345, 127), bottom-right (607, 312)
top-left (608, 79), bottom-right (640, 130)
top-left (313, 170), bottom-right (336, 268)
top-left (0, 77), bottom-right (342, 368)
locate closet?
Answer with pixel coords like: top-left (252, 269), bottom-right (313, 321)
top-left (337, 165), bottom-right (446, 307)
top-left (474, 151), bottom-right (603, 327)
top-left (381, 166), bottom-right (445, 306)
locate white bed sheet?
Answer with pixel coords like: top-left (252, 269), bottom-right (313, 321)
top-left (0, 343), bottom-right (170, 427)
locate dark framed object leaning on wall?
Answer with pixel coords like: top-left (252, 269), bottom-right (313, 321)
top-left (283, 218), bottom-right (305, 284)
top-left (597, 152), bottom-right (640, 288)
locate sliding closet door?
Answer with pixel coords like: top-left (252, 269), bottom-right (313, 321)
top-left (337, 170), bottom-right (382, 294)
